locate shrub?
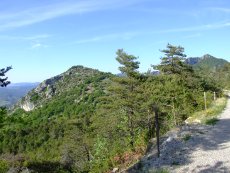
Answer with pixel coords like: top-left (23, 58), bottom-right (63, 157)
top-left (0, 160), bottom-right (9, 173)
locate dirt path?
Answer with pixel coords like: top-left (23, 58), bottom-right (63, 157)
top-left (126, 96), bottom-right (230, 173)
top-left (172, 96), bottom-right (230, 173)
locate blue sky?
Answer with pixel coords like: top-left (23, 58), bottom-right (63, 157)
top-left (1, 0), bottom-right (230, 82)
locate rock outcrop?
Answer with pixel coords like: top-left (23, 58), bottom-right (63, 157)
top-left (15, 66), bottom-right (107, 112)
top-left (20, 100), bottom-right (35, 112)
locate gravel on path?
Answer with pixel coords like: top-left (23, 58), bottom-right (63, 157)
top-left (172, 96), bottom-right (230, 173)
top-left (126, 96), bottom-right (230, 173)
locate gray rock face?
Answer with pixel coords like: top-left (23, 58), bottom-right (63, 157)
top-left (45, 85), bottom-right (55, 99)
top-left (35, 75), bottom-right (62, 93)
top-left (185, 57), bottom-right (201, 65)
top-left (19, 75), bottom-right (62, 111)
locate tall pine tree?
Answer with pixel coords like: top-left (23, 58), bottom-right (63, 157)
top-left (111, 49), bottom-right (141, 148)
top-left (155, 44), bottom-right (192, 75)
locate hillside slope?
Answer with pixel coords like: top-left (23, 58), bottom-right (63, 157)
top-left (1, 66), bottom-right (112, 172)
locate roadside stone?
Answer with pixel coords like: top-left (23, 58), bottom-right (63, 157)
top-left (7, 167), bottom-right (19, 173)
top-left (112, 167), bottom-right (119, 172)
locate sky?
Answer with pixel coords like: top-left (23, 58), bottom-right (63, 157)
top-left (1, 0), bottom-right (230, 83)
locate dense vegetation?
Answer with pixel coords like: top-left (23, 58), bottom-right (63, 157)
top-left (186, 54), bottom-right (230, 89)
top-left (214, 63), bottom-right (230, 89)
top-left (0, 44), bottom-right (229, 172)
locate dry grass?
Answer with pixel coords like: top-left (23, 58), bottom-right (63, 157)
top-left (185, 96), bottom-right (228, 124)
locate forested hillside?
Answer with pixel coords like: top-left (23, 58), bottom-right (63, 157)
top-left (186, 54), bottom-right (230, 90)
top-left (0, 44), bottom-right (229, 173)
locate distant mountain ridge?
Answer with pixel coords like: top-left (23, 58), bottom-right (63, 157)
top-left (9, 82), bottom-right (40, 87)
top-left (186, 54), bottom-right (229, 71)
top-left (0, 82), bottom-right (39, 107)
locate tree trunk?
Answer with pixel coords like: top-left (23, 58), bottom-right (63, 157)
top-left (128, 109), bottom-right (135, 149)
top-left (172, 101), bottom-right (176, 126)
top-left (153, 105), bottom-right (160, 158)
top-left (204, 92), bottom-right (207, 111)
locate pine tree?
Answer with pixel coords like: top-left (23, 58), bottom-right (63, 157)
top-left (149, 44), bottom-right (197, 126)
top-left (0, 66), bottom-right (12, 87)
top-left (110, 49), bottom-right (141, 148)
top-left (155, 44), bottom-right (192, 75)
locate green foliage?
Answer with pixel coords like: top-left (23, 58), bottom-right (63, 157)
top-left (0, 160), bottom-right (9, 173)
top-left (189, 55), bottom-right (230, 90)
top-left (26, 161), bottom-right (67, 173)
top-left (215, 63), bottom-right (230, 89)
top-left (0, 66), bottom-right (12, 87)
top-left (116, 49), bottom-right (140, 78)
top-left (90, 136), bottom-right (110, 173)
top-left (185, 96), bottom-right (227, 124)
top-left (182, 134), bottom-right (191, 141)
top-left (106, 49), bottom-right (142, 149)
top-left (30, 92), bottom-right (40, 103)
top-left (0, 68), bottom-right (112, 172)
top-left (154, 44), bottom-right (192, 75)
top-left (205, 118), bottom-right (219, 125)
top-left (0, 45), bottom-right (225, 173)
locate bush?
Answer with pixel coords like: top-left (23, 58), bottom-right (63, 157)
top-left (0, 160), bottom-right (9, 173)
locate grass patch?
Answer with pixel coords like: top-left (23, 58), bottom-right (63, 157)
top-left (182, 134), bottom-right (191, 141)
top-left (205, 118), bottom-right (219, 125)
top-left (171, 161), bottom-right (180, 165)
top-left (185, 96), bottom-right (227, 125)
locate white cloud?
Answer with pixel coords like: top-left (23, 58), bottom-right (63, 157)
top-left (0, 0), bottom-right (145, 31)
top-left (208, 7), bottom-right (230, 13)
top-left (31, 42), bottom-right (48, 49)
top-left (74, 21), bottom-right (230, 44)
top-left (153, 21), bottom-right (230, 34)
top-left (74, 32), bottom-right (140, 44)
top-left (23, 34), bottom-right (51, 40)
top-left (182, 33), bottom-right (202, 39)
top-left (31, 43), bottom-right (42, 49)
top-left (0, 34), bottom-right (51, 41)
